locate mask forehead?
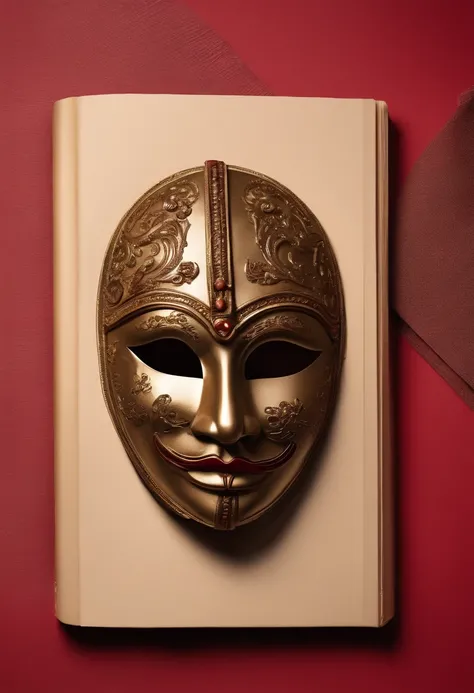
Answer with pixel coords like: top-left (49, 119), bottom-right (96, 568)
top-left (101, 162), bottom-right (343, 338)
top-left (101, 167), bottom-right (210, 330)
top-left (216, 164), bottom-right (343, 340)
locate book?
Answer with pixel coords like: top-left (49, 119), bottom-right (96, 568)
top-left (53, 93), bottom-right (392, 627)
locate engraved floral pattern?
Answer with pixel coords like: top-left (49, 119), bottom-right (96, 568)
top-left (242, 315), bottom-right (303, 340)
top-left (130, 373), bottom-right (153, 396)
top-left (111, 373), bottom-right (148, 426)
top-left (237, 293), bottom-right (340, 339)
top-left (152, 394), bottom-right (189, 433)
top-left (136, 311), bottom-right (199, 340)
top-left (264, 398), bottom-right (308, 442)
top-left (106, 341), bottom-right (119, 365)
top-left (104, 179), bottom-right (200, 311)
top-left (243, 180), bottom-right (339, 316)
top-left (104, 291), bottom-right (211, 330)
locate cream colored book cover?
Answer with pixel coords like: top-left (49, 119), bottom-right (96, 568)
top-left (53, 93), bottom-right (392, 628)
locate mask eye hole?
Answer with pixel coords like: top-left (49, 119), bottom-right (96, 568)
top-left (129, 339), bottom-right (203, 378)
top-left (245, 340), bottom-right (321, 380)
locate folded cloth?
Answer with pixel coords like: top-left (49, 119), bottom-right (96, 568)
top-left (394, 91), bottom-right (474, 409)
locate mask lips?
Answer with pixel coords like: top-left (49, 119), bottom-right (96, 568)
top-left (153, 433), bottom-right (295, 474)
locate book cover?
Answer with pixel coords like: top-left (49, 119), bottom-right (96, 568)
top-left (53, 94), bottom-right (392, 627)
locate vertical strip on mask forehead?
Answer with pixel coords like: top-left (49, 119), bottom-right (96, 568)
top-left (204, 160), bottom-right (236, 337)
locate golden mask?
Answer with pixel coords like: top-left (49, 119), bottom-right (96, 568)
top-left (97, 162), bottom-right (345, 530)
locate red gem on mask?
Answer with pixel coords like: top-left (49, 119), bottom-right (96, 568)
top-left (214, 277), bottom-right (227, 291)
top-left (215, 298), bottom-right (226, 311)
top-left (214, 318), bottom-right (233, 336)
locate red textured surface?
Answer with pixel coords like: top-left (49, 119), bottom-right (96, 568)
top-left (1, 1), bottom-right (474, 691)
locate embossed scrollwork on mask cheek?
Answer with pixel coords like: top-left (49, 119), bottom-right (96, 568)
top-left (315, 364), bottom-right (333, 412)
top-left (111, 372), bottom-right (148, 426)
top-left (152, 394), bottom-right (190, 434)
top-left (130, 373), bottom-right (153, 395)
top-left (106, 340), bottom-right (119, 365)
top-left (104, 180), bottom-right (200, 310)
top-left (264, 398), bottom-right (309, 442)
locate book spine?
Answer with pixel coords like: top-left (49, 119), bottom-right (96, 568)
top-left (53, 98), bottom-right (80, 624)
top-left (376, 101), bottom-right (394, 626)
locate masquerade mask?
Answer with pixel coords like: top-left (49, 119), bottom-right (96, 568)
top-left (98, 161), bottom-right (345, 529)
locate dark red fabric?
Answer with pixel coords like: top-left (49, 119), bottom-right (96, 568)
top-left (1, 1), bottom-right (474, 692)
top-left (394, 94), bottom-right (474, 408)
top-left (399, 321), bottom-right (474, 409)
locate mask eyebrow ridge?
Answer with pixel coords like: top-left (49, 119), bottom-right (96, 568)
top-left (240, 314), bottom-right (304, 341)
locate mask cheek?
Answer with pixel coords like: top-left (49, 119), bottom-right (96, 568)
top-left (249, 359), bottom-right (335, 447)
top-left (108, 345), bottom-right (198, 427)
top-left (249, 378), bottom-right (308, 443)
top-left (143, 374), bottom-right (207, 460)
top-left (147, 373), bottom-right (201, 435)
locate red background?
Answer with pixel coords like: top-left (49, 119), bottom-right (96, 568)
top-left (1, 1), bottom-right (474, 691)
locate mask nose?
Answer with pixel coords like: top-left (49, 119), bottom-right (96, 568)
top-left (190, 347), bottom-right (260, 446)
